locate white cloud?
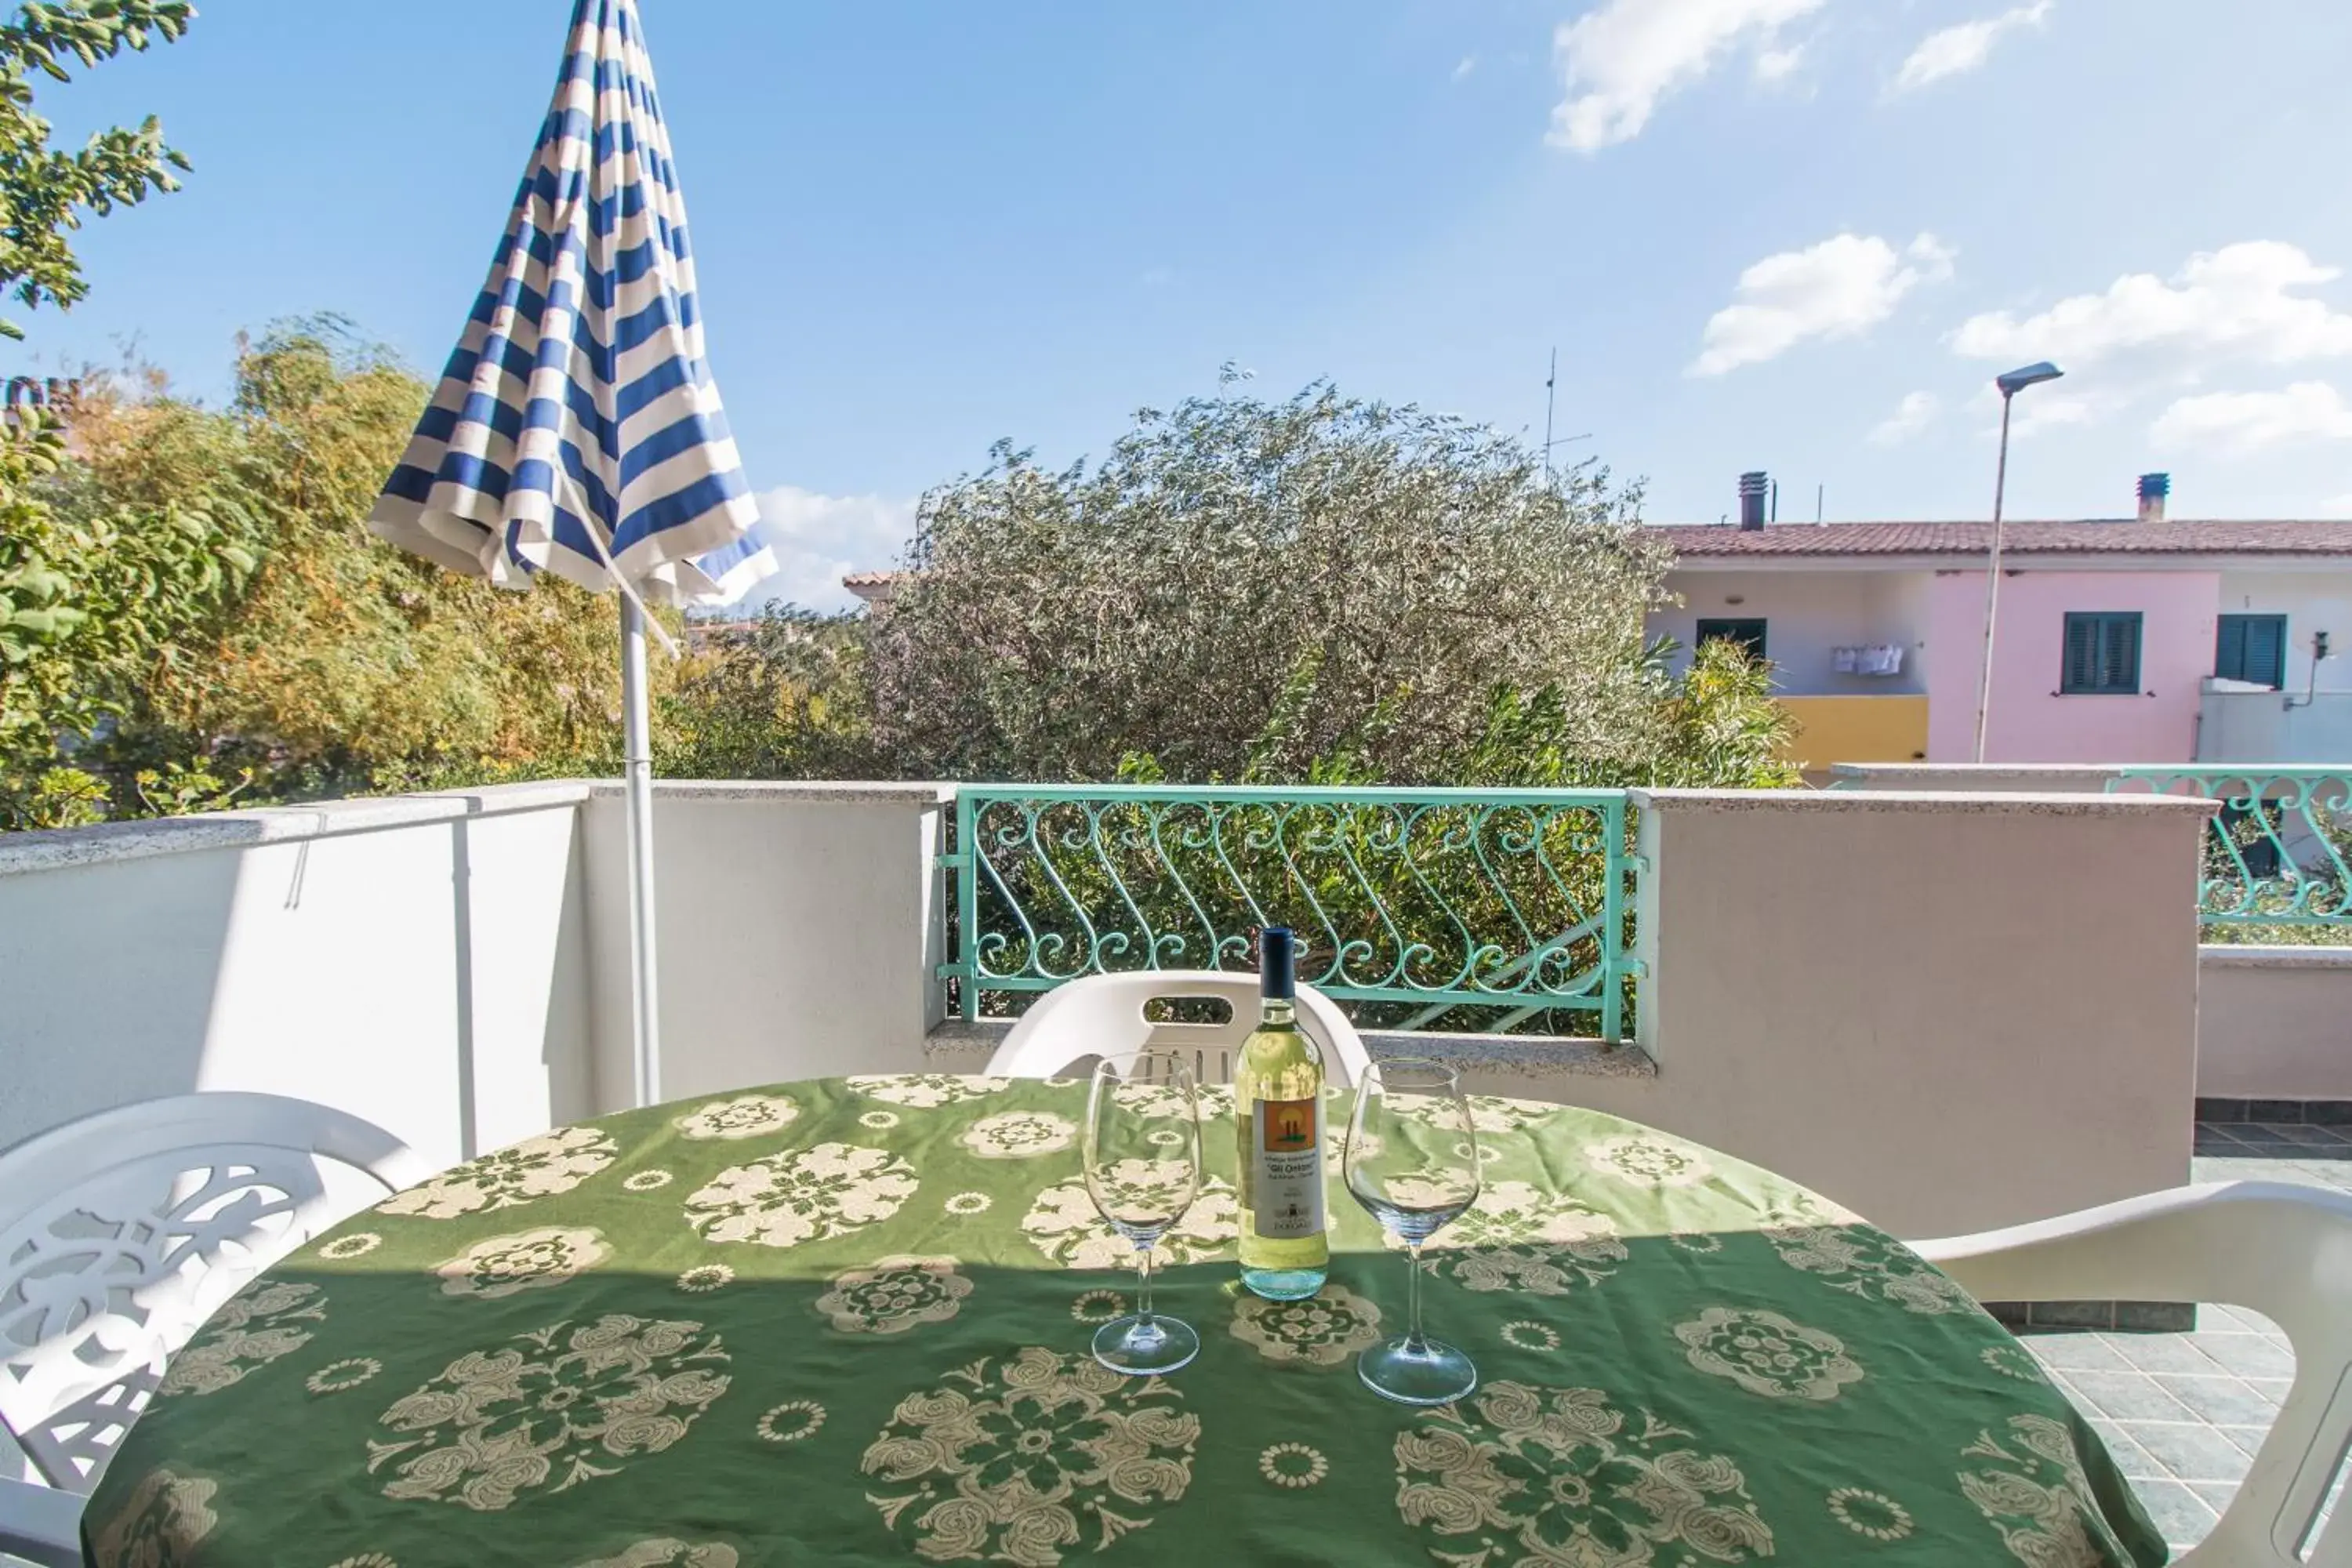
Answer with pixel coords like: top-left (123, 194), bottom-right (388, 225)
top-left (1549, 0), bottom-right (1824, 152)
top-left (2150, 382), bottom-right (2352, 456)
top-left (1958, 379), bottom-right (2105, 438)
top-left (1692, 232), bottom-right (1955, 376)
top-left (1868, 390), bottom-right (1940, 445)
top-left (1752, 43), bottom-right (1804, 83)
top-left (2006, 394), bottom-right (2096, 439)
top-left (1951, 242), bottom-right (2352, 368)
top-left (1889, 2), bottom-right (2052, 96)
top-left (1452, 55), bottom-right (1478, 82)
top-left (739, 486), bottom-right (918, 615)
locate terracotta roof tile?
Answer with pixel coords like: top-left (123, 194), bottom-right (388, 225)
top-left (841, 570), bottom-right (903, 586)
top-left (1645, 520), bottom-right (2352, 557)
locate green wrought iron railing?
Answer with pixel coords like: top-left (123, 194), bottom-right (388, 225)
top-left (2105, 767), bottom-right (2352, 927)
top-left (938, 785), bottom-right (1640, 1040)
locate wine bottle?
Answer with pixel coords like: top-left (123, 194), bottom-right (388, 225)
top-left (1236, 926), bottom-right (1329, 1300)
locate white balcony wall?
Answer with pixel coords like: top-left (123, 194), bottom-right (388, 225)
top-left (578, 782), bottom-right (952, 1104)
top-left (0, 782), bottom-right (954, 1167)
top-left (0, 784), bottom-right (594, 1168)
top-left (2198, 688), bottom-right (2352, 764)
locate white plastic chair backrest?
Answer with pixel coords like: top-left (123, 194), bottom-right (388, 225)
top-left (985, 969), bottom-right (1370, 1088)
top-left (1916, 1181), bottom-right (2352, 1567)
top-left (0, 1092), bottom-right (427, 1497)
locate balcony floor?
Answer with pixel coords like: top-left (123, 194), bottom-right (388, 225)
top-left (2023, 1123), bottom-right (2352, 1554)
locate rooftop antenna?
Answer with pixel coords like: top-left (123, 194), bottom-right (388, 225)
top-left (1542, 348), bottom-right (1555, 483)
top-left (1816, 483), bottom-right (1824, 524)
top-left (1540, 347), bottom-right (1590, 483)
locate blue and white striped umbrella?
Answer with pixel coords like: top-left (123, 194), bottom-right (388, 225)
top-left (369, 0), bottom-right (774, 1109)
top-left (368, 0), bottom-right (773, 608)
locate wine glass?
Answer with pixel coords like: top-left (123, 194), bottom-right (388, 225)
top-left (1082, 1051), bottom-right (1203, 1375)
top-left (1344, 1057), bottom-right (1481, 1405)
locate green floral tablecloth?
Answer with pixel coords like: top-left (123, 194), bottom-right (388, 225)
top-left (84, 1075), bottom-right (2164, 1568)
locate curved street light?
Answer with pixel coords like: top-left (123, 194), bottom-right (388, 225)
top-left (1972, 361), bottom-right (2066, 763)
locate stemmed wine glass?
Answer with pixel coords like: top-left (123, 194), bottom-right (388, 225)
top-left (1082, 1052), bottom-right (1203, 1375)
top-left (1344, 1057), bottom-right (1482, 1404)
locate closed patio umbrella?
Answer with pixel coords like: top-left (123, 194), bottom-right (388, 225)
top-left (368, 0), bottom-right (772, 1106)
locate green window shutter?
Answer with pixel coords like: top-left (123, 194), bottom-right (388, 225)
top-left (2103, 614), bottom-right (2140, 691)
top-left (2215, 614), bottom-right (2288, 686)
top-left (2062, 611), bottom-right (2143, 694)
top-left (2063, 615), bottom-right (2100, 692)
top-left (2215, 615), bottom-right (2248, 681)
top-left (2245, 615), bottom-right (2285, 686)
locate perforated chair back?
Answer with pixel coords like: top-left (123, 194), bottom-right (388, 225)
top-left (984, 969), bottom-right (1370, 1088)
top-left (0, 1091), bottom-right (426, 1564)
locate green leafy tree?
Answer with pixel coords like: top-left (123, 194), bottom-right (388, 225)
top-left (0, 0), bottom-right (198, 825)
top-left (0, 0), bottom-right (193, 340)
top-left (0, 403), bottom-right (260, 826)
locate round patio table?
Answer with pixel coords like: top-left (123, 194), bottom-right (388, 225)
top-left (83, 1075), bottom-right (2164, 1567)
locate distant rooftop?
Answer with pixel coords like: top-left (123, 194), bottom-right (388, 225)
top-left (1645, 520), bottom-right (2352, 557)
top-left (841, 569), bottom-right (902, 607)
top-left (840, 519), bottom-right (2352, 600)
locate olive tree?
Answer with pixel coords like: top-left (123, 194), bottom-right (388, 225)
top-left (867, 381), bottom-right (1683, 784)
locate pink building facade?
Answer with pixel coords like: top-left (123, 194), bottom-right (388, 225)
top-left (1922, 568), bottom-right (2219, 764)
top-left (1646, 517), bottom-right (2352, 769)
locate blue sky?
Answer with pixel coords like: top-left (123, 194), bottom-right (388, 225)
top-left (24, 0), bottom-right (2352, 608)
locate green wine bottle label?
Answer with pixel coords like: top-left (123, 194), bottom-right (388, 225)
top-left (1251, 1095), bottom-right (1325, 1239)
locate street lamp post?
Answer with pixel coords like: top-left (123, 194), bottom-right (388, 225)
top-left (1972, 360), bottom-right (2065, 764)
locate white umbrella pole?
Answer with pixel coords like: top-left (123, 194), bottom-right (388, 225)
top-left (619, 595), bottom-right (662, 1106)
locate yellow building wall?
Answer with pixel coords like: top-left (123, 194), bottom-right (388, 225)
top-left (1777, 695), bottom-right (1929, 768)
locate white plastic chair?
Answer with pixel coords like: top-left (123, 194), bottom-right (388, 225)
top-left (0, 1092), bottom-right (428, 1567)
top-left (985, 969), bottom-right (1371, 1087)
top-left (1915, 1181), bottom-right (2352, 1567)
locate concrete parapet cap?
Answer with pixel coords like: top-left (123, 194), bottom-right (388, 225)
top-left (0, 776), bottom-right (965, 879)
top-left (0, 779), bottom-right (594, 879)
top-left (585, 779), bottom-right (958, 806)
top-left (1629, 786), bottom-right (2217, 816)
top-left (1828, 763), bottom-right (2126, 784)
top-left (2198, 944), bottom-right (2352, 969)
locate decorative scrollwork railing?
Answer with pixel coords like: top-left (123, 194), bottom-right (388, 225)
top-left (2106, 767), bottom-right (2352, 927)
top-left (939, 786), bottom-right (1639, 1039)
